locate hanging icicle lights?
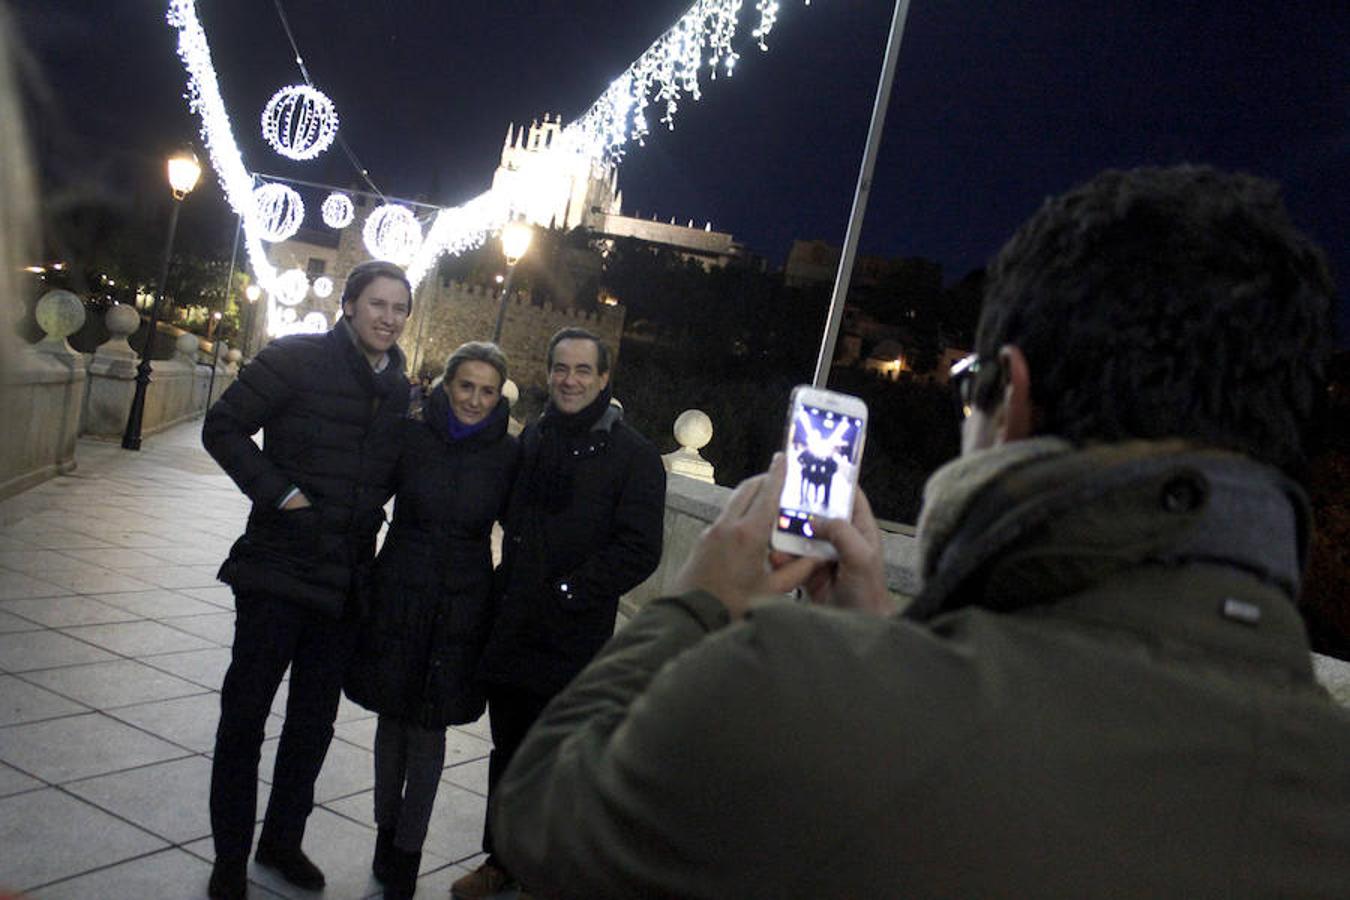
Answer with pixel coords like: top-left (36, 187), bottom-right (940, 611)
top-left (166, 0), bottom-right (812, 302)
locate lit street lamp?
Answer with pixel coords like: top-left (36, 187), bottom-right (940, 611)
top-left (122, 147), bottom-right (202, 450)
top-left (491, 218), bottom-right (534, 342)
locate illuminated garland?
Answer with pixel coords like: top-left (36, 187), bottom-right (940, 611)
top-left (166, 0), bottom-right (813, 326)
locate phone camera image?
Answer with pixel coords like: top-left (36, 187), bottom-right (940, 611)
top-left (777, 403), bottom-right (865, 534)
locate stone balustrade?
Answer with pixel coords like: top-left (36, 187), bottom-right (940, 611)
top-left (1, 298), bottom-right (235, 499)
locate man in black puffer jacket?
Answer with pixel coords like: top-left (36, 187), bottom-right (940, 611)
top-left (452, 327), bottom-right (665, 900)
top-left (202, 260), bottom-right (412, 900)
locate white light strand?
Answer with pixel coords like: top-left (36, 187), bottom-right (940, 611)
top-left (564, 0), bottom-right (809, 163)
top-left (321, 192), bottom-right (354, 228)
top-left (261, 84), bottom-right (339, 160)
top-left (363, 204), bottom-right (424, 266)
top-left (167, 0), bottom-right (813, 308)
top-left (166, 1), bottom-right (276, 288)
top-left (252, 183), bottom-right (305, 242)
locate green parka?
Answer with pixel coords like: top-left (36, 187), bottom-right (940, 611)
top-left (493, 442), bottom-right (1350, 899)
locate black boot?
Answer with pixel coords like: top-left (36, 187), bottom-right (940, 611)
top-left (207, 857), bottom-right (247, 900)
top-left (255, 840), bottom-right (326, 890)
top-left (383, 845), bottom-right (422, 899)
top-left (373, 825), bottom-right (397, 883)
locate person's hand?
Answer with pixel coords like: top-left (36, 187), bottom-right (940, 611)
top-left (672, 454), bottom-right (823, 619)
top-left (772, 487), bottom-right (890, 616)
top-left (280, 491), bottom-right (312, 510)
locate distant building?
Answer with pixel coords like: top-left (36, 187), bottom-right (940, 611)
top-left (493, 115), bottom-right (743, 269)
top-left (784, 240), bottom-right (901, 288)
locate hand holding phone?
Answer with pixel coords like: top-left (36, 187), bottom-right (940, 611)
top-left (771, 386), bottom-right (868, 560)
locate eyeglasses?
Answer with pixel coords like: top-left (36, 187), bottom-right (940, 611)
top-left (949, 353), bottom-right (982, 418)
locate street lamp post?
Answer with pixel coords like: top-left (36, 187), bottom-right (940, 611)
top-left (491, 219), bottom-right (534, 343)
top-left (122, 148), bottom-right (202, 450)
top-left (206, 311), bottom-right (224, 407)
top-left (242, 283), bottom-right (261, 358)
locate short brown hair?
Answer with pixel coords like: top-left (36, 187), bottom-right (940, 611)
top-left (341, 259), bottom-right (412, 315)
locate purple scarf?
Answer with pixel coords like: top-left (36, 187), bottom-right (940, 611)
top-left (446, 404), bottom-right (497, 441)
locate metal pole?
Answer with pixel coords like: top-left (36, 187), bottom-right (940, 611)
top-left (491, 265), bottom-right (518, 343)
top-left (206, 332), bottom-right (223, 408)
top-left (811, 0), bottom-right (914, 387)
top-left (122, 198), bottom-right (183, 450)
top-left (410, 287), bottom-right (431, 375)
top-left (221, 213), bottom-right (241, 342)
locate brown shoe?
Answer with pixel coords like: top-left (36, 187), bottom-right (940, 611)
top-left (450, 861), bottom-right (514, 899)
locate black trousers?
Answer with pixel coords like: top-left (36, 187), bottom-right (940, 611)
top-left (482, 684), bottom-right (553, 863)
top-left (210, 590), bottom-right (360, 863)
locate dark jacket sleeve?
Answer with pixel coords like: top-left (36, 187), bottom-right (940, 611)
top-left (492, 591), bottom-right (737, 899)
top-left (201, 340), bottom-right (298, 508)
top-left (565, 435), bottom-right (666, 600)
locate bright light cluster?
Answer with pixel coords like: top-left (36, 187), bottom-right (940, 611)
top-left (166, 0), bottom-right (813, 325)
top-left (321, 192), bottom-right (354, 228)
top-left (565, 0), bottom-right (808, 163)
top-left (261, 84), bottom-right (339, 161)
top-left (312, 275), bottom-right (334, 298)
top-left (252, 183), bottom-right (305, 242)
top-left (363, 204), bottom-right (424, 266)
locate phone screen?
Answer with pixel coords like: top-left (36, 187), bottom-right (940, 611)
top-left (777, 401), bottom-right (866, 540)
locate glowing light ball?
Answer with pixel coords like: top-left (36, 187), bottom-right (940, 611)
top-left (312, 276), bottom-right (334, 298)
top-left (273, 267), bottom-right (310, 306)
top-left (252, 183), bottom-right (305, 243)
top-left (321, 192), bottom-right (354, 229)
top-left (363, 204), bottom-right (422, 265)
top-left (261, 84), bottom-right (339, 161)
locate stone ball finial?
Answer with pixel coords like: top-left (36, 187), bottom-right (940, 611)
top-left (176, 332), bottom-right (201, 358)
top-left (674, 409), bottom-right (713, 451)
top-left (104, 303), bottom-right (140, 338)
top-left (226, 348), bottom-right (243, 365)
top-left (35, 290), bottom-right (85, 340)
top-left (501, 378), bottom-right (520, 405)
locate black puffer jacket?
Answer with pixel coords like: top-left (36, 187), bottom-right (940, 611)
top-left (345, 390), bottom-right (518, 726)
top-left (203, 320), bottom-right (408, 618)
top-left (477, 403), bottom-right (666, 696)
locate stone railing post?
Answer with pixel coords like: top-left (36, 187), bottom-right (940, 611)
top-left (82, 303), bottom-right (141, 439)
top-left (662, 409), bottom-right (715, 484)
top-left (0, 292), bottom-right (88, 497)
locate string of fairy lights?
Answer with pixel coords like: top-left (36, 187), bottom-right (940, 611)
top-left (165, 0), bottom-right (812, 336)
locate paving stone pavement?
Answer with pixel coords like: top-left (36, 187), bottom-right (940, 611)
top-left (0, 422), bottom-right (515, 899)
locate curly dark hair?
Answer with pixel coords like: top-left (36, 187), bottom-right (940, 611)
top-left (974, 165), bottom-right (1335, 474)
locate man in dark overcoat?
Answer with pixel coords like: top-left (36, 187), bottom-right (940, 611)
top-left (203, 260), bottom-right (412, 899)
top-left (452, 327), bottom-right (665, 900)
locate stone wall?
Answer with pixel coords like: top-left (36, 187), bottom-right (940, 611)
top-left (403, 280), bottom-right (624, 386)
top-left (1, 299), bottom-right (236, 499)
top-left (0, 345), bottom-right (85, 500)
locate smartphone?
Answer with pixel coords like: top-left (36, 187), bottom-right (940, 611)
top-left (771, 385), bottom-right (868, 559)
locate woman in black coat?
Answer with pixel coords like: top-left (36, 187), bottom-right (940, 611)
top-left (345, 341), bottom-right (517, 899)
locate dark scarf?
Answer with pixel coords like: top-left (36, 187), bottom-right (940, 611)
top-left (527, 385), bottom-right (614, 512)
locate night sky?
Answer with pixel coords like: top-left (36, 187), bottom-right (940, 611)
top-left (14, 0), bottom-right (1349, 339)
